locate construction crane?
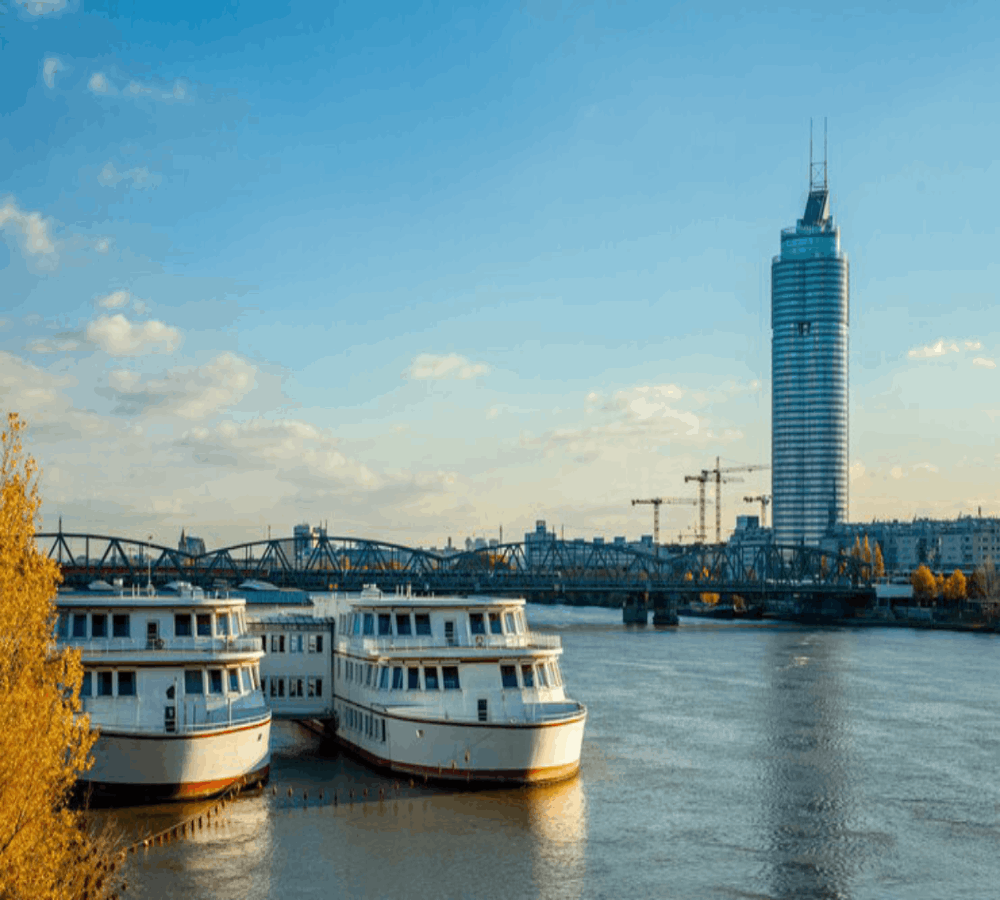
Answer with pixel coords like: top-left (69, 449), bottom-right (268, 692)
top-left (631, 497), bottom-right (698, 545)
top-left (743, 495), bottom-right (771, 528)
top-left (687, 458), bottom-right (771, 543)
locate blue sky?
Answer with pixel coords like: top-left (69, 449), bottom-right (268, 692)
top-left (2, 0), bottom-right (998, 549)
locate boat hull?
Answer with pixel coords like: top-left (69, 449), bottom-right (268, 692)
top-left (335, 707), bottom-right (586, 785)
top-left (77, 717), bottom-right (272, 805)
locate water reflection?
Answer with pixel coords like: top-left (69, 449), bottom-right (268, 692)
top-left (116, 723), bottom-right (587, 900)
top-left (757, 630), bottom-right (861, 900)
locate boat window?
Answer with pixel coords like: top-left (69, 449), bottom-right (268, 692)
top-left (252, 666), bottom-right (260, 690)
top-left (381, 719), bottom-right (386, 742)
top-left (175, 614), bottom-right (192, 637)
top-left (336, 658), bottom-right (341, 679)
top-left (118, 671), bottom-right (136, 696)
top-left (113, 614), bottom-right (131, 638)
top-left (196, 614), bottom-right (211, 637)
top-left (379, 667), bottom-right (389, 690)
top-left (365, 664), bottom-right (373, 686)
top-left (424, 667), bottom-right (439, 690)
top-left (444, 620), bottom-right (456, 646)
top-left (537, 665), bottom-right (548, 687)
top-left (396, 614), bottom-right (412, 636)
top-left (407, 667), bottom-right (420, 690)
top-left (442, 666), bottom-right (460, 690)
top-left (503, 612), bottom-right (515, 634)
top-left (363, 613), bottom-right (374, 636)
top-left (315, 634), bottom-right (323, 653)
top-left (185, 670), bottom-right (204, 695)
top-left (378, 614), bottom-right (392, 636)
top-left (478, 699), bottom-right (488, 722)
top-left (291, 678), bottom-right (304, 698)
top-left (551, 663), bottom-right (562, 686)
top-left (469, 613), bottom-right (486, 635)
top-left (217, 613), bottom-right (230, 636)
top-left (414, 614), bottom-right (432, 636)
top-left (290, 634), bottom-right (303, 653)
top-left (55, 612), bottom-right (69, 638)
top-left (97, 671), bottom-right (113, 696)
top-left (489, 613), bottom-right (503, 635)
top-left (346, 661), bottom-right (352, 681)
top-left (81, 671), bottom-right (92, 697)
top-left (91, 614), bottom-right (107, 638)
top-left (308, 677), bottom-right (322, 697)
top-left (515, 613), bottom-right (525, 634)
top-left (72, 614), bottom-right (87, 638)
top-left (261, 635), bottom-right (267, 652)
top-left (241, 667), bottom-right (251, 692)
top-left (500, 665), bottom-right (518, 688)
top-left (352, 615), bottom-right (360, 635)
top-left (392, 667), bottom-right (404, 690)
top-left (521, 665), bottom-right (535, 688)
top-left (229, 670), bottom-right (240, 693)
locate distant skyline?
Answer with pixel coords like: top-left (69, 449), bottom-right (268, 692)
top-left (2, 0), bottom-right (998, 549)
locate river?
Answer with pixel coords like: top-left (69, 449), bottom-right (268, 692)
top-left (108, 605), bottom-right (1000, 899)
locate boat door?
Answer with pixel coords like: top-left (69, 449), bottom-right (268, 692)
top-left (147, 619), bottom-right (160, 649)
top-left (164, 684), bottom-right (176, 733)
top-left (445, 620), bottom-right (456, 646)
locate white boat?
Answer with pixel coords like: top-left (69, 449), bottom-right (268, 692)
top-left (328, 587), bottom-right (586, 785)
top-left (55, 582), bottom-right (271, 804)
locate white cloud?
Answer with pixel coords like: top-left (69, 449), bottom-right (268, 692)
top-left (97, 162), bottom-right (159, 190)
top-left (88, 72), bottom-right (113, 95)
top-left (0, 196), bottom-right (57, 259)
top-left (973, 357), bottom-right (996, 369)
top-left (94, 238), bottom-right (111, 254)
top-left (850, 461), bottom-right (866, 481)
top-left (908, 338), bottom-right (982, 360)
top-left (593, 384), bottom-right (698, 434)
top-left (85, 314), bottom-right (182, 356)
top-left (124, 77), bottom-right (193, 103)
top-left (405, 353), bottom-right (489, 381)
top-left (16, 0), bottom-right (69, 15)
top-left (27, 338), bottom-right (80, 354)
top-left (104, 353), bottom-right (255, 419)
top-left (95, 290), bottom-right (130, 309)
top-left (42, 56), bottom-right (63, 89)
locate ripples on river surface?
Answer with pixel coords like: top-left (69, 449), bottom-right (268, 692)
top-left (108, 606), bottom-right (1000, 899)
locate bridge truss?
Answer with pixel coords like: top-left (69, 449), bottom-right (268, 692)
top-left (37, 532), bottom-right (874, 602)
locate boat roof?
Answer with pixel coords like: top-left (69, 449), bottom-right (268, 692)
top-left (56, 590), bottom-right (247, 609)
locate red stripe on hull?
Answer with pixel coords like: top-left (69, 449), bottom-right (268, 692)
top-left (77, 764), bottom-right (270, 806)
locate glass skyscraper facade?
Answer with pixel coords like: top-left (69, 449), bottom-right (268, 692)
top-left (771, 176), bottom-right (849, 547)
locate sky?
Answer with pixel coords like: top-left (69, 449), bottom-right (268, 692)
top-left (2, 0), bottom-right (999, 551)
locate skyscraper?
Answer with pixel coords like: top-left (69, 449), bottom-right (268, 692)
top-left (771, 137), bottom-right (849, 547)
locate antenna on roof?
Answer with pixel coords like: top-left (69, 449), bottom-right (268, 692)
top-left (809, 117), bottom-right (828, 192)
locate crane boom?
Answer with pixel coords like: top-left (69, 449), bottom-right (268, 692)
top-left (631, 497), bottom-right (699, 545)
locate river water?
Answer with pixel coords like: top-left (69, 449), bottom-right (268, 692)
top-left (109, 605), bottom-right (1000, 899)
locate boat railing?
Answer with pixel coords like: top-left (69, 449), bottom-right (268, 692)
top-left (356, 632), bottom-right (561, 653)
top-left (85, 704), bottom-right (271, 735)
top-left (65, 635), bottom-right (262, 654)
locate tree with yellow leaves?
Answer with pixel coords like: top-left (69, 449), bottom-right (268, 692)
top-left (0, 414), bottom-right (123, 899)
top-left (874, 543), bottom-right (886, 581)
top-left (942, 569), bottom-right (967, 604)
top-left (911, 564), bottom-right (937, 602)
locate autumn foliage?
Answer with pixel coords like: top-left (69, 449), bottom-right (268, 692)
top-left (0, 414), bottom-right (121, 899)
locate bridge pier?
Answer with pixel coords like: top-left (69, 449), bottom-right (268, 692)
top-left (622, 592), bottom-right (649, 625)
top-left (651, 592), bottom-right (679, 627)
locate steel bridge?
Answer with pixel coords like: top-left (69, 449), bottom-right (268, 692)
top-left (38, 531), bottom-right (876, 619)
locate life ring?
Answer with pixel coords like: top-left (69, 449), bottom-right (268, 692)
top-left (475, 635), bottom-right (484, 647)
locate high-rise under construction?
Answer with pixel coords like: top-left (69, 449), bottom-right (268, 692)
top-left (771, 133), bottom-right (849, 546)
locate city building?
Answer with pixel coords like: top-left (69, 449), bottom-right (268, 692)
top-left (177, 529), bottom-right (206, 556)
top-left (771, 137), bottom-right (850, 547)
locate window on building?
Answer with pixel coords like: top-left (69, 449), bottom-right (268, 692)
top-left (500, 665), bottom-right (518, 688)
top-left (424, 666), bottom-right (439, 690)
top-left (217, 613), bottom-right (230, 636)
top-left (118, 671), bottom-right (136, 696)
top-left (72, 614), bottom-right (87, 638)
top-left (81, 671), bottom-right (92, 697)
top-left (442, 666), bottom-right (460, 690)
top-left (396, 614), bottom-right (412, 636)
top-left (185, 670), bottom-right (204, 695)
top-left (489, 613), bottom-right (503, 635)
top-left (408, 667), bottom-right (420, 690)
top-left (521, 665), bottom-right (535, 688)
top-left (378, 614), bottom-right (392, 636)
top-left (175, 614), bottom-right (192, 637)
top-left (392, 667), bottom-right (404, 690)
top-left (97, 671), bottom-right (113, 696)
top-left (196, 614), bottom-right (211, 637)
top-left (363, 613), bottom-right (374, 636)
top-left (469, 613), bottom-right (486, 635)
top-left (415, 614), bottom-right (432, 636)
top-left (379, 667), bottom-right (389, 690)
top-left (229, 670), bottom-right (240, 693)
top-left (91, 614), bottom-right (107, 638)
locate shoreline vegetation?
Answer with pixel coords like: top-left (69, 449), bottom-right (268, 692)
top-left (0, 414), bottom-right (125, 900)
